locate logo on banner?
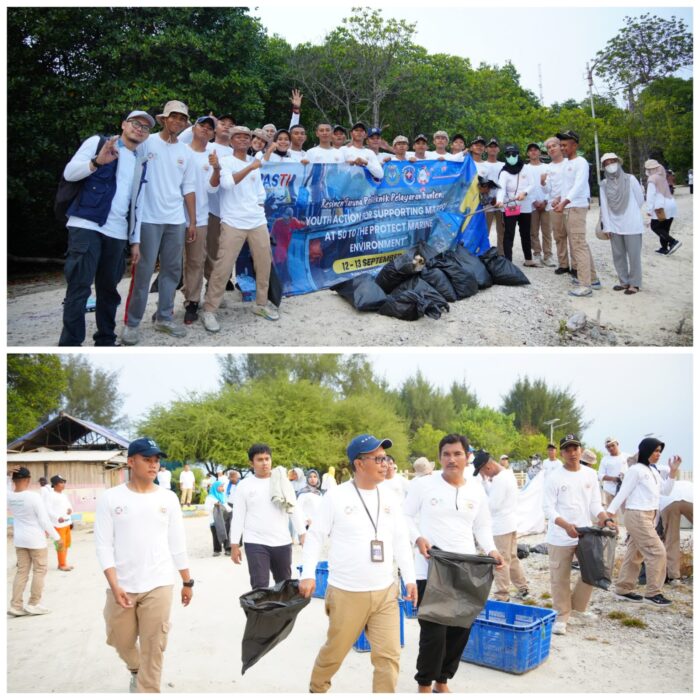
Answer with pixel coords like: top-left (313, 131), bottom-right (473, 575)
top-left (384, 164), bottom-right (400, 186)
top-left (402, 166), bottom-right (416, 186)
top-left (417, 166), bottom-right (431, 186)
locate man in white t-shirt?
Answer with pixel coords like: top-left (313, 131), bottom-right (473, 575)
top-left (304, 123), bottom-right (345, 164)
top-left (300, 434), bottom-right (417, 693)
top-left (403, 436), bottom-right (502, 693)
top-left (95, 438), bottom-right (193, 693)
top-left (483, 138), bottom-right (505, 253)
top-left (45, 474), bottom-right (73, 571)
top-left (289, 124), bottom-right (307, 162)
top-left (474, 451), bottom-right (527, 602)
top-left (7, 467), bottom-right (63, 616)
top-left (542, 443), bottom-right (564, 480)
top-left (598, 437), bottom-right (628, 510)
top-left (524, 142), bottom-right (555, 267)
top-left (122, 100), bottom-right (197, 344)
top-left (467, 136), bottom-right (487, 173)
top-left (179, 464), bottom-right (196, 508)
top-left (390, 135), bottom-right (410, 161)
top-left (543, 136), bottom-right (573, 275)
top-left (339, 122), bottom-right (384, 179)
top-left (543, 434), bottom-right (608, 635)
top-left (382, 455), bottom-right (409, 501)
top-left (332, 125), bottom-right (348, 149)
top-left (230, 443), bottom-right (305, 589)
top-left (157, 465), bottom-right (172, 490)
top-left (425, 130), bottom-right (454, 161)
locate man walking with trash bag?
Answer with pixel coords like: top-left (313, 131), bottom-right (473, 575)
top-left (543, 434), bottom-right (610, 636)
top-left (403, 436), bottom-right (504, 693)
top-left (300, 434), bottom-right (418, 693)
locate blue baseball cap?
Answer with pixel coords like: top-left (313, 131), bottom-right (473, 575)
top-left (128, 437), bottom-right (168, 458)
top-left (367, 127), bottom-right (382, 137)
top-left (347, 434), bottom-right (393, 464)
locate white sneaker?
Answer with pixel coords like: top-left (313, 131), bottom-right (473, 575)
top-left (24, 604), bottom-right (50, 615)
top-left (8, 606), bottom-right (28, 617)
top-left (542, 255), bottom-right (557, 267)
top-left (121, 325), bottom-right (140, 346)
top-left (154, 320), bottom-right (187, 338)
top-left (569, 286), bottom-right (592, 297)
top-left (253, 303), bottom-right (280, 321)
top-left (570, 609), bottom-right (596, 622)
top-left (552, 621), bottom-right (567, 635)
top-left (201, 311), bottom-right (221, 333)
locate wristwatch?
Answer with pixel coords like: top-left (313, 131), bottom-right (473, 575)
top-left (182, 579), bottom-right (195, 588)
top-left (90, 156), bottom-right (102, 169)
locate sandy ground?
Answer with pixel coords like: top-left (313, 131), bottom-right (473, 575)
top-left (6, 515), bottom-right (693, 694)
top-left (6, 191), bottom-right (693, 347)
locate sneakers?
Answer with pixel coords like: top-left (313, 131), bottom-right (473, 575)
top-left (655, 247), bottom-right (669, 255)
top-left (129, 672), bottom-right (138, 693)
top-left (8, 606), bottom-right (28, 617)
top-left (184, 301), bottom-right (199, 325)
top-left (121, 325), bottom-right (140, 346)
top-left (614, 592), bottom-right (644, 603)
top-left (552, 621), bottom-right (567, 635)
top-left (253, 303), bottom-right (280, 321)
top-left (200, 311), bottom-right (221, 333)
top-left (516, 588), bottom-right (529, 600)
top-left (523, 259), bottom-right (543, 268)
top-left (213, 551), bottom-right (222, 557)
top-left (554, 267), bottom-right (570, 275)
top-left (24, 604), bottom-right (50, 615)
top-left (667, 240), bottom-right (682, 255)
top-left (569, 286), bottom-right (592, 297)
top-left (542, 256), bottom-right (557, 267)
top-left (590, 280), bottom-right (602, 290)
top-left (644, 594), bottom-right (672, 607)
top-left (154, 320), bottom-right (187, 338)
top-left (570, 609), bottom-right (596, 621)
top-left (666, 578), bottom-right (681, 587)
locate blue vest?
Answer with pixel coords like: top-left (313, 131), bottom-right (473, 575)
top-left (66, 156), bottom-right (119, 227)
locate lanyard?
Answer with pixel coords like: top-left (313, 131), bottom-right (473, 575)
top-left (352, 480), bottom-right (380, 539)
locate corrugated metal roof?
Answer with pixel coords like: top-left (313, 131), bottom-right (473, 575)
top-left (6, 450), bottom-right (127, 464)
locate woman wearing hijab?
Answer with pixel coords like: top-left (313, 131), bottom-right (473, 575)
top-left (604, 437), bottom-right (682, 607)
top-left (296, 469), bottom-right (323, 529)
top-left (496, 144), bottom-right (540, 267)
top-left (644, 159), bottom-right (681, 256)
top-left (205, 478), bottom-right (231, 556)
top-left (260, 129), bottom-right (293, 163)
top-left (599, 153), bottom-right (645, 295)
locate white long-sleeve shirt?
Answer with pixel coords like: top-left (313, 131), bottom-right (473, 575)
top-left (297, 491), bottom-right (323, 526)
top-left (607, 463), bottom-right (675, 514)
top-left (659, 480), bottom-right (693, 511)
top-left (484, 468), bottom-right (519, 536)
top-left (215, 155), bottom-right (268, 229)
top-left (561, 156), bottom-right (590, 208)
top-left (94, 484), bottom-right (189, 593)
top-left (543, 159), bottom-right (566, 211)
top-left (496, 168), bottom-right (535, 211)
top-left (339, 145), bottom-right (384, 179)
top-left (229, 475), bottom-right (305, 546)
top-left (402, 472), bottom-right (496, 580)
top-left (599, 175), bottom-right (645, 234)
top-left (598, 453), bottom-right (629, 496)
top-left (302, 480), bottom-right (416, 591)
top-left (44, 490), bottom-right (73, 529)
top-left (7, 487), bottom-right (61, 549)
top-left (543, 466), bottom-right (603, 547)
top-left (523, 162), bottom-right (548, 210)
top-left (186, 145), bottom-right (213, 227)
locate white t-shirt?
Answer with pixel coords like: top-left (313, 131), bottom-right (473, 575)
top-left (65, 135), bottom-right (138, 241)
top-left (381, 474), bottom-right (408, 501)
top-left (216, 154), bottom-right (268, 229)
top-left (45, 490), bottom-right (73, 529)
top-left (179, 470), bottom-right (196, 489)
top-left (302, 480), bottom-right (416, 590)
top-left (94, 484), bottom-right (189, 593)
top-left (424, 150), bottom-right (458, 161)
top-left (7, 487), bottom-right (60, 548)
top-left (229, 475), bottom-right (305, 546)
top-left (542, 458), bottom-right (563, 481)
top-left (138, 133), bottom-right (196, 225)
top-left (339, 145), bottom-right (384, 179)
top-left (305, 146), bottom-right (345, 165)
top-left (608, 463), bottom-right (675, 514)
top-left (543, 159), bottom-right (566, 210)
top-left (561, 156), bottom-right (590, 208)
top-left (598, 453), bottom-right (629, 496)
top-left (157, 470), bottom-right (172, 489)
top-left (485, 468), bottom-right (519, 536)
top-left (207, 142), bottom-right (233, 218)
top-left (186, 145), bottom-right (213, 227)
top-left (403, 472), bottom-right (496, 580)
top-left (288, 149), bottom-right (307, 162)
top-left (543, 466), bottom-right (603, 546)
top-left (523, 162), bottom-right (548, 209)
top-left (496, 168), bottom-right (535, 212)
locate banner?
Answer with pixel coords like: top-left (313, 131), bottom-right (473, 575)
top-left (235, 156), bottom-right (489, 297)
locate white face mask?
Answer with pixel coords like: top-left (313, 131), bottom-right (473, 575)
top-left (604, 163), bottom-right (619, 175)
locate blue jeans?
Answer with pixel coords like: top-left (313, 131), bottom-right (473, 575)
top-left (59, 226), bottom-right (127, 346)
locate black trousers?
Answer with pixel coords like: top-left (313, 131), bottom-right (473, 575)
top-left (244, 542), bottom-right (292, 589)
top-left (650, 217), bottom-right (676, 250)
top-left (503, 212), bottom-right (532, 262)
top-left (414, 579), bottom-right (471, 687)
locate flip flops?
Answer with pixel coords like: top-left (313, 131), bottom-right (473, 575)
top-left (624, 287), bottom-right (639, 295)
top-left (613, 285), bottom-right (628, 291)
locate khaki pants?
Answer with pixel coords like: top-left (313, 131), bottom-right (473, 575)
top-left (486, 209), bottom-right (505, 255)
top-left (615, 510), bottom-right (666, 597)
top-left (548, 544), bottom-right (593, 624)
top-left (183, 224), bottom-right (208, 303)
top-left (550, 210), bottom-right (570, 268)
top-left (104, 585), bottom-right (173, 693)
top-left (180, 488), bottom-right (193, 506)
top-left (564, 207), bottom-right (596, 286)
top-left (310, 583), bottom-right (400, 693)
top-left (661, 501), bottom-right (693, 580)
top-left (493, 532), bottom-right (528, 600)
top-left (203, 222), bottom-right (271, 312)
top-left (12, 547), bottom-right (48, 609)
top-left (530, 209), bottom-right (553, 258)
top-left (204, 213), bottom-right (222, 282)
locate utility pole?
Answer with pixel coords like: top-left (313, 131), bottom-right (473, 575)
top-left (586, 62), bottom-right (602, 191)
top-left (538, 64), bottom-right (544, 104)
top-left (543, 418), bottom-right (571, 445)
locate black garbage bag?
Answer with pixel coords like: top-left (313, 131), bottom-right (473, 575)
top-left (239, 579), bottom-right (310, 674)
top-left (420, 266), bottom-right (457, 302)
top-left (479, 246), bottom-right (531, 286)
top-left (575, 526), bottom-right (617, 590)
top-left (529, 543), bottom-right (549, 555)
top-left (267, 262), bottom-right (283, 308)
top-left (418, 547), bottom-right (497, 628)
top-left (426, 251), bottom-right (479, 300)
top-left (331, 274), bottom-right (387, 311)
top-left (452, 245), bottom-right (493, 289)
top-left (375, 240), bottom-right (439, 292)
top-left (378, 278), bottom-right (449, 321)
top-left (516, 544), bottom-right (530, 560)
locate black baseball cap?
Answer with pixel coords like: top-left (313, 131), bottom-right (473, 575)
top-left (560, 433), bottom-right (582, 449)
top-left (452, 133), bottom-right (466, 143)
top-left (12, 467), bottom-right (31, 481)
top-left (471, 135), bottom-right (487, 145)
top-left (556, 129), bottom-right (579, 143)
top-left (504, 143), bottom-right (520, 155)
top-left (50, 474), bottom-right (67, 486)
top-left (526, 142), bottom-right (541, 152)
top-left (413, 133), bottom-right (428, 143)
top-left (351, 122), bottom-right (367, 132)
top-left (472, 450), bottom-right (491, 476)
top-left (128, 437), bottom-right (168, 458)
top-left (487, 138), bottom-right (499, 147)
top-left (333, 124), bottom-right (347, 134)
top-left (217, 113), bottom-right (235, 122)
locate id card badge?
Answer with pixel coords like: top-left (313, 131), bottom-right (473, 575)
top-left (370, 540), bottom-right (385, 562)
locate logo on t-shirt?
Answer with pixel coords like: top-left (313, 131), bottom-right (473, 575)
top-left (114, 506), bottom-right (127, 515)
top-left (177, 158), bottom-right (185, 167)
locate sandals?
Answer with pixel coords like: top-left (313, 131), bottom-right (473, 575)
top-left (613, 285), bottom-right (628, 291)
top-left (624, 286), bottom-right (639, 295)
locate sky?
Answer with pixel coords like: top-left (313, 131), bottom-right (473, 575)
top-left (251, 4), bottom-right (694, 106)
top-left (86, 351), bottom-right (693, 467)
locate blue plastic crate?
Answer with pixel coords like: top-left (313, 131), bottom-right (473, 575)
top-left (296, 561), bottom-right (329, 599)
top-left (461, 600), bottom-right (557, 674)
top-left (399, 576), bottom-right (418, 619)
top-left (353, 599), bottom-right (405, 652)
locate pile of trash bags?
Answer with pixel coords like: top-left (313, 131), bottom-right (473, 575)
top-left (332, 242), bottom-right (530, 322)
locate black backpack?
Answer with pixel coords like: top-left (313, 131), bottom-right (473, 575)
top-left (54, 135), bottom-right (108, 223)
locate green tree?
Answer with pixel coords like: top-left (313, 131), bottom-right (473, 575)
top-left (7, 354), bottom-right (67, 441)
top-left (409, 423), bottom-right (444, 463)
top-left (453, 406), bottom-right (522, 458)
top-left (393, 370), bottom-right (456, 434)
